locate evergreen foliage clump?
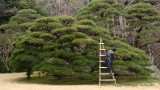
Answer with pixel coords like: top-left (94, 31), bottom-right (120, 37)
top-left (0, 9), bottom-right (43, 73)
top-left (29, 17), bottom-right (64, 32)
top-left (77, 19), bottom-right (97, 27)
top-left (10, 15), bottom-right (152, 80)
top-left (74, 25), bottom-right (92, 33)
top-left (0, 60), bottom-right (8, 73)
top-left (75, 0), bottom-right (126, 32)
top-left (57, 16), bottom-right (75, 27)
top-left (0, 9), bottom-right (43, 33)
top-left (125, 3), bottom-right (160, 48)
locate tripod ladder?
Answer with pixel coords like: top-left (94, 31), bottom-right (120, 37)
top-left (99, 38), bottom-right (116, 86)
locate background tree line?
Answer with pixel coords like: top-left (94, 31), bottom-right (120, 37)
top-left (0, 0), bottom-right (159, 80)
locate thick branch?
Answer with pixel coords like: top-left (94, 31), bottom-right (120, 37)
top-left (156, 39), bottom-right (160, 43)
top-left (125, 29), bottom-right (137, 39)
top-left (155, 4), bottom-right (160, 8)
top-left (139, 43), bottom-right (149, 49)
top-left (125, 0), bottom-right (135, 8)
top-left (0, 39), bottom-right (13, 72)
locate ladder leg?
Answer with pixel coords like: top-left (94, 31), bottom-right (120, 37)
top-left (115, 80), bottom-right (117, 85)
top-left (99, 80), bottom-right (101, 86)
top-left (111, 70), bottom-right (117, 85)
top-left (111, 70), bottom-right (115, 79)
top-left (99, 68), bottom-right (101, 86)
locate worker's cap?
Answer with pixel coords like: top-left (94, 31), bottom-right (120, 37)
top-left (112, 48), bottom-right (117, 51)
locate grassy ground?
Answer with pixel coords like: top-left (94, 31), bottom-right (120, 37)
top-left (15, 71), bottom-right (160, 86)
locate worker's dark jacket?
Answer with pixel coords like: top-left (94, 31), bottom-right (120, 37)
top-left (106, 50), bottom-right (116, 68)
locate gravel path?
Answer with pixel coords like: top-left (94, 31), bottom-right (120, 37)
top-left (0, 73), bottom-right (160, 90)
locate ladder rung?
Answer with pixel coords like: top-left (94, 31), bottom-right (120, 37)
top-left (100, 61), bottom-right (105, 63)
top-left (99, 73), bottom-right (114, 75)
top-left (99, 55), bottom-right (105, 56)
top-left (99, 49), bottom-right (106, 50)
top-left (99, 67), bottom-right (108, 69)
top-left (100, 79), bottom-right (116, 81)
top-left (99, 43), bottom-right (104, 44)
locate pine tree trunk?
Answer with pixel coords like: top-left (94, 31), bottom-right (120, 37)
top-left (119, 15), bottom-right (124, 30)
top-left (122, 18), bottom-right (127, 37)
top-left (134, 27), bottom-right (142, 48)
top-left (58, 0), bottom-right (61, 15)
top-left (2, 61), bottom-right (10, 71)
top-left (117, 24), bottom-right (120, 37)
top-left (112, 15), bottom-right (115, 36)
top-left (135, 36), bottom-right (140, 48)
top-left (124, 18), bottom-right (127, 29)
top-left (26, 67), bottom-right (32, 80)
top-left (65, 3), bottom-right (67, 14)
top-left (0, 42), bottom-right (13, 73)
top-left (107, 24), bottom-right (109, 30)
top-left (133, 33), bottom-right (135, 46)
top-left (148, 44), bottom-right (153, 64)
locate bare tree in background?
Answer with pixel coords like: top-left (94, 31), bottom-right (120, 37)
top-left (64, 0), bottom-right (70, 15)
top-left (36, 0), bottom-right (84, 16)
top-left (0, 34), bottom-right (14, 72)
top-left (81, 0), bottom-right (92, 6)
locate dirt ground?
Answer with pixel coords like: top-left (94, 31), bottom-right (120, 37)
top-left (0, 73), bottom-right (160, 90)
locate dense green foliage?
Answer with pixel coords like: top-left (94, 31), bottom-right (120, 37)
top-left (0, 9), bottom-right (43, 73)
top-left (76, 0), bottom-right (160, 69)
top-left (125, 3), bottom-right (160, 48)
top-left (75, 0), bottom-right (126, 35)
top-left (0, 0), bottom-right (159, 81)
top-left (9, 15), bottom-right (152, 80)
top-left (0, 60), bottom-right (8, 73)
top-left (0, 0), bottom-right (47, 25)
top-left (0, 9), bottom-right (43, 33)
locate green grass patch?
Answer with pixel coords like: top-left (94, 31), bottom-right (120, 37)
top-left (15, 72), bottom-right (160, 86)
top-left (16, 77), bottom-right (98, 85)
top-left (115, 76), bottom-right (160, 86)
top-left (15, 71), bottom-right (98, 85)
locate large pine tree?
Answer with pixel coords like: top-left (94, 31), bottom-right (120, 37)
top-left (10, 16), bottom-right (152, 80)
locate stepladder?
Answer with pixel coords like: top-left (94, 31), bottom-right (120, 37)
top-left (99, 38), bottom-right (116, 86)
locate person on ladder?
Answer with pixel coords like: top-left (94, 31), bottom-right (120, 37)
top-left (106, 48), bottom-right (117, 73)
